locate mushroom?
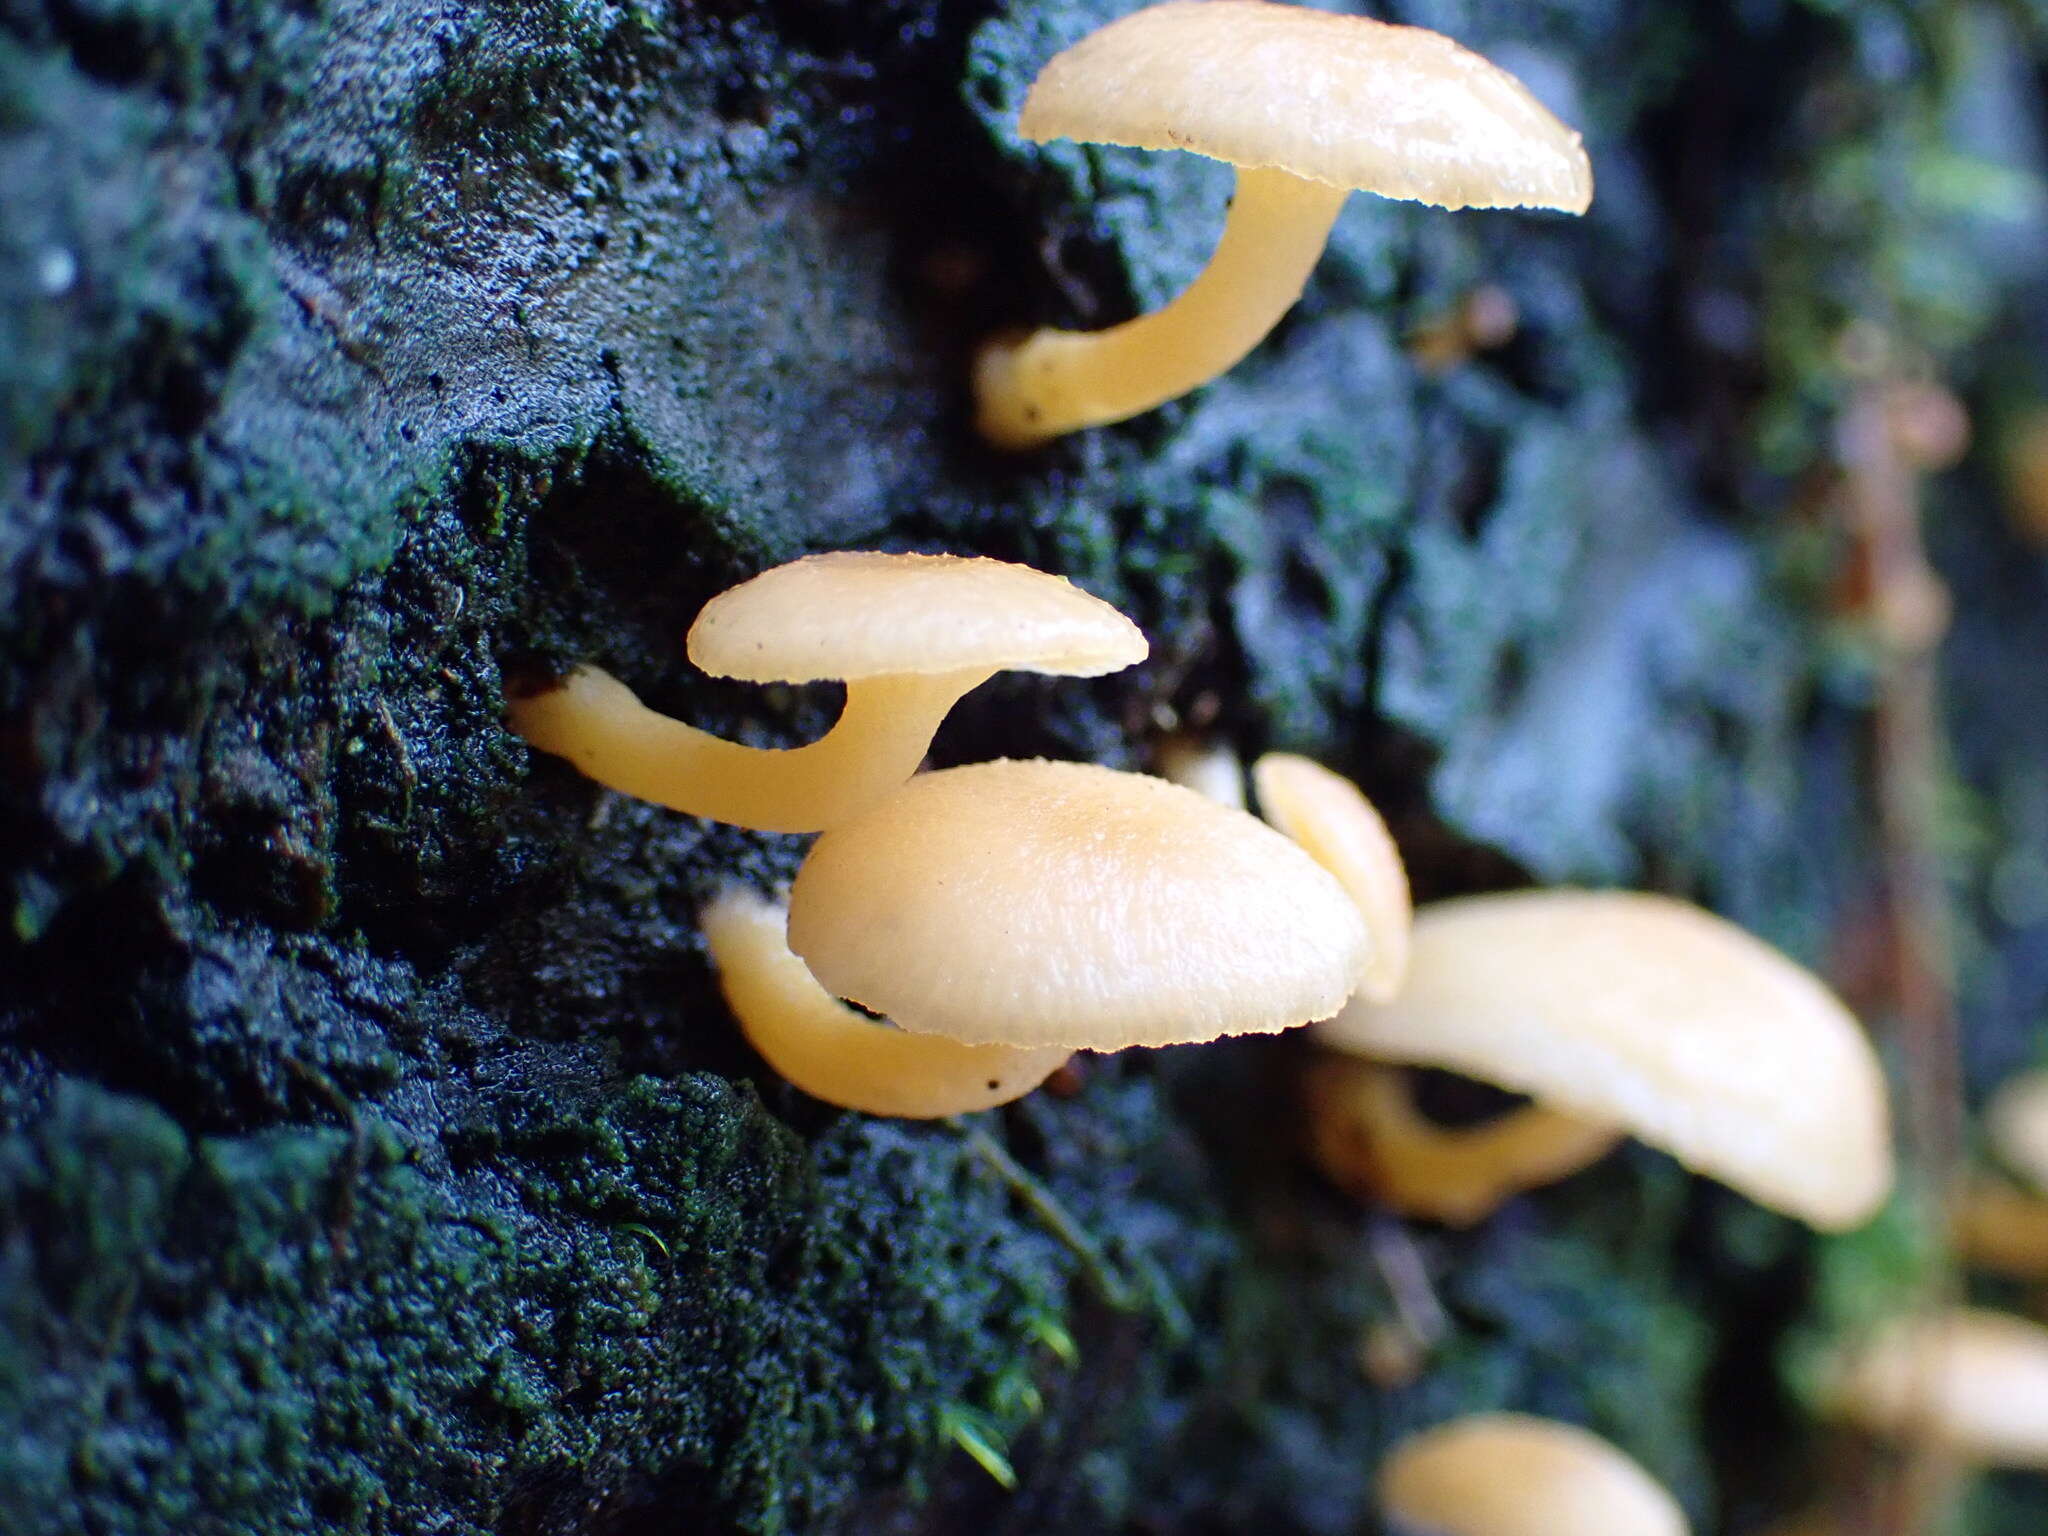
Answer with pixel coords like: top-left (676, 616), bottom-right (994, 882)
top-left (974, 0), bottom-right (1592, 447)
top-left (700, 886), bottom-right (1069, 1118)
top-left (1251, 753), bottom-right (1411, 1002)
top-left (1304, 1056), bottom-right (1621, 1228)
top-left (1314, 890), bottom-right (1894, 1231)
top-left (1955, 1178), bottom-right (2048, 1280)
top-left (1987, 1068), bottom-right (2048, 1191)
top-left (508, 552), bottom-right (1145, 833)
top-left (1379, 1413), bottom-right (1689, 1536)
top-left (1406, 283), bottom-right (1521, 375)
top-left (787, 757), bottom-right (1368, 1050)
top-left (1153, 733), bottom-right (1246, 809)
top-left (1825, 1308), bottom-right (2048, 1469)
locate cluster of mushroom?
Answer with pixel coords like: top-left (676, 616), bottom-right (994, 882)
top-left (1784, 1065), bottom-right (2048, 1524)
top-left (514, 550), bottom-right (1416, 1118)
top-left (503, 1), bottom-right (1927, 1520)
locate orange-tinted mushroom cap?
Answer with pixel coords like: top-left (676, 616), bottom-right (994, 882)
top-left (1379, 1413), bottom-right (1689, 1536)
top-left (787, 758), bottom-right (1368, 1050)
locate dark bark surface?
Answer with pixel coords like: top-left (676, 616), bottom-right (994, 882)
top-left (4, 0), bottom-right (2048, 1531)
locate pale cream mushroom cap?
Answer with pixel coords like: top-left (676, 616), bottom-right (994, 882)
top-left (1253, 753), bottom-right (1412, 1001)
top-left (1987, 1068), bottom-right (2048, 1192)
top-left (1314, 890), bottom-right (1893, 1231)
top-left (787, 758), bottom-right (1369, 1050)
top-left (1379, 1413), bottom-right (1689, 1536)
top-left (1019, 0), bottom-right (1593, 214)
top-left (687, 551), bottom-right (1147, 685)
top-left (1826, 1308), bottom-right (2048, 1468)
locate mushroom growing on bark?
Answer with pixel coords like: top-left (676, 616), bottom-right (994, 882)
top-left (1313, 890), bottom-right (1894, 1231)
top-left (1379, 1413), bottom-right (1689, 1536)
top-left (975, 0), bottom-right (1592, 446)
top-left (786, 757), bottom-right (1369, 1050)
top-left (701, 886), bottom-right (1069, 1118)
top-left (508, 552), bottom-right (1144, 833)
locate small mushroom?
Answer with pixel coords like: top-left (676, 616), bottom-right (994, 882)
top-left (1153, 734), bottom-right (1246, 809)
top-left (787, 758), bottom-right (1368, 1050)
top-left (508, 552), bottom-right (1144, 833)
top-left (1379, 1413), bottom-right (1689, 1536)
top-left (975, 0), bottom-right (1591, 447)
top-left (700, 887), bottom-right (1069, 1118)
top-left (1407, 283), bottom-right (1521, 375)
top-left (1825, 1308), bottom-right (2048, 1469)
top-left (1304, 1056), bottom-right (1621, 1228)
top-left (1251, 753), bottom-right (1411, 1001)
top-left (1987, 1067), bottom-right (2048, 1192)
top-left (2002, 407), bottom-right (2048, 544)
top-left (1314, 890), bottom-right (1894, 1231)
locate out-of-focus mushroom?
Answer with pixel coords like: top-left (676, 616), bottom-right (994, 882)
top-left (1988, 1068), bottom-right (2048, 1192)
top-left (700, 887), bottom-right (1070, 1118)
top-left (975, 0), bottom-right (1591, 447)
top-left (509, 552), bottom-right (1144, 833)
top-left (1154, 734), bottom-right (1246, 809)
top-left (787, 757), bottom-right (1367, 1050)
top-left (1304, 1056), bottom-right (1621, 1228)
top-left (1252, 753), bottom-right (1411, 1002)
top-left (1954, 1178), bottom-right (2048, 1280)
top-left (1379, 1413), bottom-right (1689, 1536)
top-left (1407, 283), bottom-right (1520, 374)
top-left (1825, 1308), bottom-right (2048, 1469)
top-left (2002, 408), bottom-right (2048, 544)
top-left (1314, 890), bottom-right (1893, 1231)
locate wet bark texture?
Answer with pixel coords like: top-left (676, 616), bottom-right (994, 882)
top-left (4, 0), bottom-right (2048, 1532)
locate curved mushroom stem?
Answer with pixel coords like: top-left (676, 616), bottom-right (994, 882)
top-left (1305, 1058), bottom-right (1622, 1227)
top-left (508, 663), bottom-right (993, 834)
top-left (702, 888), bottom-right (1071, 1118)
top-left (975, 165), bottom-right (1350, 448)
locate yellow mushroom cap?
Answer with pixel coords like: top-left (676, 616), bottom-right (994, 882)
top-left (1314, 890), bottom-right (1893, 1231)
top-left (1018, 0), bottom-right (1592, 214)
top-left (1987, 1068), bottom-right (2048, 1192)
top-left (787, 758), bottom-right (1369, 1050)
top-left (1379, 1413), bottom-right (1689, 1536)
top-left (1252, 753), bottom-right (1412, 1002)
top-left (1826, 1308), bottom-right (2048, 1468)
top-left (686, 552), bottom-right (1147, 685)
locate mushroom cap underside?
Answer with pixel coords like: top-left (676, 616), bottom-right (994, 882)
top-left (1314, 889), bottom-right (1893, 1230)
top-left (688, 551), bottom-right (1147, 684)
top-left (1018, 0), bottom-right (1592, 213)
top-left (788, 757), bottom-right (1369, 1050)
